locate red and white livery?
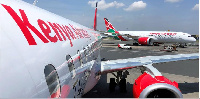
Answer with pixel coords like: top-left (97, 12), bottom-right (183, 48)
top-left (104, 18), bottom-right (196, 45)
top-left (0, 0), bottom-right (198, 98)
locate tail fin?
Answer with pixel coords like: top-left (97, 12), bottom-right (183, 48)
top-left (104, 18), bottom-right (116, 31)
top-left (104, 18), bottom-right (127, 41)
top-left (93, 2), bottom-right (98, 31)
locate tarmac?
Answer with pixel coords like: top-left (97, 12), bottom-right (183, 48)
top-left (83, 39), bottom-right (199, 98)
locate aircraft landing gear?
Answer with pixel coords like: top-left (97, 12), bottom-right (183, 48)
top-left (179, 43), bottom-right (186, 48)
top-left (153, 42), bottom-right (159, 46)
top-left (119, 78), bottom-right (127, 93)
top-left (133, 42), bottom-right (139, 46)
top-left (109, 78), bottom-right (116, 92)
top-left (109, 70), bottom-right (129, 93)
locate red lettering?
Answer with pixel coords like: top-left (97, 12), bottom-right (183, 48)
top-left (2, 4), bottom-right (92, 46)
top-left (69, 24), bottom-right (79, 39)
top-left (64, 26), bottom-right (76, 40)
top-left (69, 24), bottom-right (85, 39)
top-left (167, 33), bottom-right (169, 35)
top-left (76, 29), bottom-right (84, 38)
top-left (152, 33), bottom-right (156, 35)
top-left (48, 22), bottom-right (66, 41)
top-left (81, 30), bottom-right (86, 38)
top-left (38, 19), bottom-right (58, 42)
top-left (82, 30), bottom-right (90, 38)
top-left (2, 4), bottom-right (49, 45)
top-left (163, 33), bottom-right (166, 35)
top-left (57, 24), bottom-right (73, 47)
top-left (173, 33), bottom-right (177, 35)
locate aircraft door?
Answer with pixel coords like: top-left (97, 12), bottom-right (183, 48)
top-left (44, 64), bottom-right (61, 98)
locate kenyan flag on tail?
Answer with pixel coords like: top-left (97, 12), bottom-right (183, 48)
top-left (104, 18), bottom-right (127, 41)
top-left (107, 29), bottom-right (127, 41)
top-left (107, 29), bottom-right (120, 40)
top-left (104, 18), bottom-right (116, 31)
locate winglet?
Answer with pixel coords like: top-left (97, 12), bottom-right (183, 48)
top-left (93, 2), bottom-right (98, 31)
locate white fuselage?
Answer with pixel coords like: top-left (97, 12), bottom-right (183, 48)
top-left (119, 31), bottom-right (196, 43)
top-left (0, 0), bottom-right (102, 98)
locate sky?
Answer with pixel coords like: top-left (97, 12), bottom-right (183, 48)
top-left (23, 0), bottom-right (199, 34)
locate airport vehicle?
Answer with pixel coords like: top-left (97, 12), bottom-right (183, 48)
top-left (0, 0), bottom-right (198, 98)
top-left (104, 18), bottom-right (196, 46)
top-left (118, 44), bottom-right (132, 49)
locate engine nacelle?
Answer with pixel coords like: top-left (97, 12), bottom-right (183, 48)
top-left (133, 72), bottom-right (183, 98)
top-left (138, 37), bottom-right (153, 45)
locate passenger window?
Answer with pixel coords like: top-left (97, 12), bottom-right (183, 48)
top-left (44, 64), bottom-right (61, 98)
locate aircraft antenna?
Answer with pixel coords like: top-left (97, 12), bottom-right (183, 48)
top-left (33, 0), bottom-right (38, 6)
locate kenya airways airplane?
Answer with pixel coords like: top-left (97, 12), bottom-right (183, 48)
top-left (0, 0), bottom-right (198, 98)
top-left (104, 18), bottom-right (196, 46)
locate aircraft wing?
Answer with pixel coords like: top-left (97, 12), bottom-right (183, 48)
top-left (100, 32), bottom-right (115, 37)
top-left (101, 53), bottom-right (199, 75)
top-left (100, 53), bottom-right (198, 98)
top-left (100, 31), bottom-right (139, 41)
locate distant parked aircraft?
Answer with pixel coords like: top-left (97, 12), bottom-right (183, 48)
top-left (104, 18), bottom-right (196, 46)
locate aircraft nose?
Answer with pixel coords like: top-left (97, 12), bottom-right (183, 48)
top-left (190, 37), bottom-right (196, 42)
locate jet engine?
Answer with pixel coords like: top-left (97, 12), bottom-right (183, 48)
top-left (133, 72), bottom-right (183, 98)
top-left (138, 37), bottom-right (153, 45)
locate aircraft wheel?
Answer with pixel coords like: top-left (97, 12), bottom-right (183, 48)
top-left (149, 39), bottom-right (153, 46)
top-left (153, 42), bottom-right (159, 46)
top-left (109, 78), bottom-right (116, 92)
top-left (119, 78), bottom-right (127, 93)
top-left (133, 43), bottom-right (139, 46)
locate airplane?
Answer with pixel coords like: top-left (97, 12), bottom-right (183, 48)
top-left (0, 0), bottom-right (198, 98)
top-left (104, 18), bottom-right (196, 46)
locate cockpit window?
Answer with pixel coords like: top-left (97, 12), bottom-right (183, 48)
top-left (188, 36), bottom-right (191, 37)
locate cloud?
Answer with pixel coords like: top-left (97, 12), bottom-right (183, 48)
top-left (88, 0), bottom-right (124, 10)
top-left (97, 14), bottom-right (100, 17)
top-left (113, 1), bottom-right (125, 8)
top-left (124, 1), bottom-right (147, 11)
top-left (164, 0), bottom-right (182, 3)
top-left (192, 4), bottom-right (199, 10)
